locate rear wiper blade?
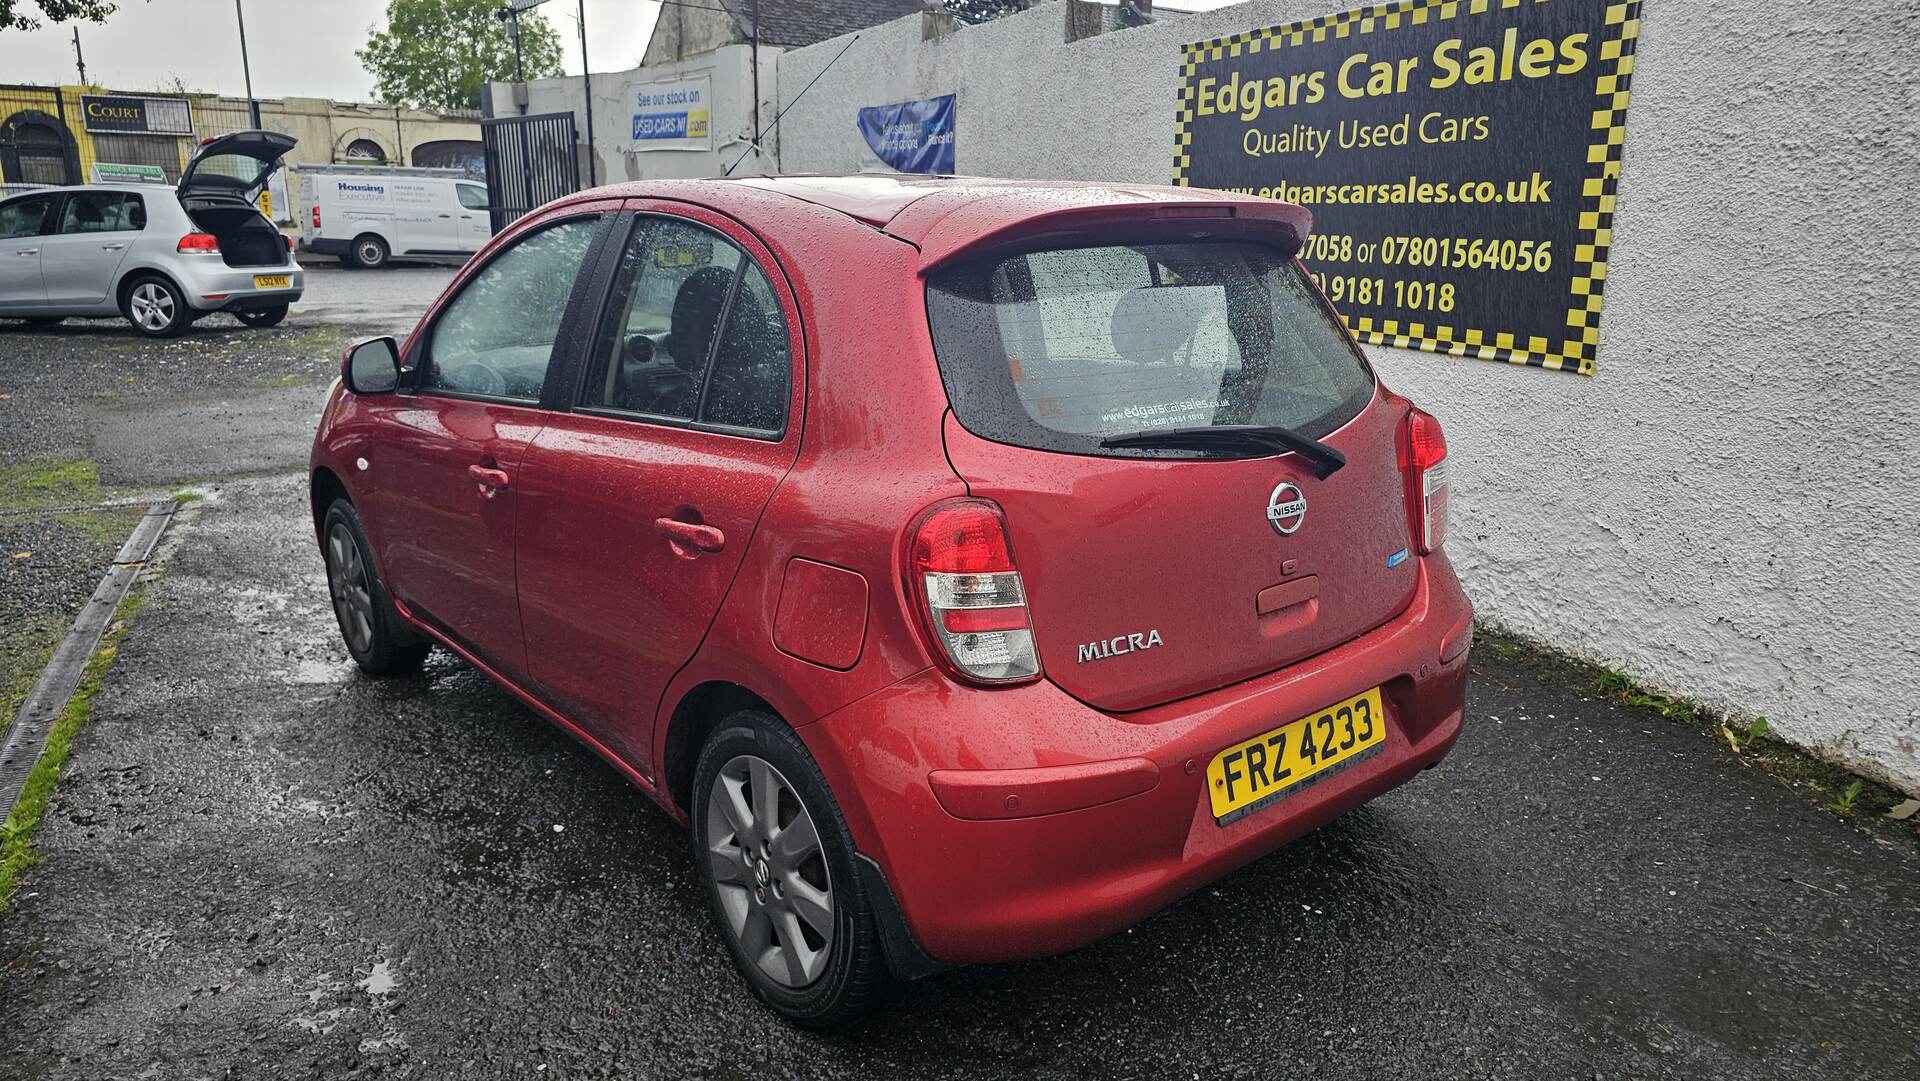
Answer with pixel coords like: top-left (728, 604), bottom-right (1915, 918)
top-left (1099, 424), bottom-right (1347, 479)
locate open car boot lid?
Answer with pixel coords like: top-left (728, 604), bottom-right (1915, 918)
top-left (179, 129), bottom-right (297, 200)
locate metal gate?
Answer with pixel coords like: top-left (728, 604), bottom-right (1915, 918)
top-left (480, 112), bottom-right (581, 233)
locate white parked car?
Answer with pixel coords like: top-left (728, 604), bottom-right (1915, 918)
top-left (0, 131), bottom-right (304, 337)
top-left (298, 168), bottom-right (493, 269)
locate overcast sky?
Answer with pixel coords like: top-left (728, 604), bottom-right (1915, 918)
top-left (0, 0), bottom-right (1244, 103)
top-left (0, 0), bottom-right (663, 101)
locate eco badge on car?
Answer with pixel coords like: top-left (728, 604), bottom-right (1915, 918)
top-left (1266, 481), bottom-right (1307, 536)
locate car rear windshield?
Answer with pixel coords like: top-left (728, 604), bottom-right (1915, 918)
top-left (189, 153), bottom-right (270, 189)
top-left (925, 240), bottom-right (1376, 455)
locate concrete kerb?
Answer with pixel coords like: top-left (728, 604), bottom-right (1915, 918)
top-left (0, 501), bottom-right (176, 817)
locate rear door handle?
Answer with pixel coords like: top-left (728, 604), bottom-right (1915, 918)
top-left (101, 242), bottom-right (126, 251)
top-left (14, 249), bottom-right (36, 256)
top-left (654, 517), bottom-right (725, 556)
top-left (437, 213), bottom-right (452, 218)
top-left (467, 464), bottom-right (510, 495)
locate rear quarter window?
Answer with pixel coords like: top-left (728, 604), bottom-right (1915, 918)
top-left (926, 240), bottom-right (1376, 455)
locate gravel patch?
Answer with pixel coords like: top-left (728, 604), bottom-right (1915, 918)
top-left (0, 320), bottom-right (348, 467)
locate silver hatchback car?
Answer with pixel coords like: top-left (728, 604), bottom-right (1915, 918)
top-left (0, 131), bottom-right (304, 337)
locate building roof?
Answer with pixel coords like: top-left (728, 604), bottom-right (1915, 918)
top-left (732, 0), bottom-right (929, 48)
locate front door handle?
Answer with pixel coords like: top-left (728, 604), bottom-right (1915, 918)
top-left (14, 249), bottom-right (36, 256)
top-left (101, 242), bottom-right (126, 251)
top-left (467, 464), bottom-right (510, 496)
top-left (654, 517), bottom-right (725, 557)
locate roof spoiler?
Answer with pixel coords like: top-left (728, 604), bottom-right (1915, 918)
top-left (911, 197), bottom-right (1314, 274)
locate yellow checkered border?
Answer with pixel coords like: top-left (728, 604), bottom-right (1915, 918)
top-left (1173, 0), bottom-right (1643, 377)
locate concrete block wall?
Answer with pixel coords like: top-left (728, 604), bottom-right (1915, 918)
top-left (768, 0), bottom-right (1920, 793)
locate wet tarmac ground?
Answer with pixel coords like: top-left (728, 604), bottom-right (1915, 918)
top-left (0, 474), bottom-right (1914, 1080)
top-left (291, 265), bottom-right (460, 336)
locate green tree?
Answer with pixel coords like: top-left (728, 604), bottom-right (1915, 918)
top-left (942, 0), bottom-right (1033, 26)
top-left (358, 0), bottom-right (564, 112)
top-left (2, 0), bottom-right (115, 32)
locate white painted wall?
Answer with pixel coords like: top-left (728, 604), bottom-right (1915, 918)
top-left (765, 1), bottom-right (1920, 792)
top-left (490, 44), bottom-right (780, 183)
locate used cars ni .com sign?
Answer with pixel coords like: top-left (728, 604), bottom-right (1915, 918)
top-left (1173, 0), bottom-right (1642, 375)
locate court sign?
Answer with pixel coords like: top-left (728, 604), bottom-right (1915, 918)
top-left (1174, 0), bottom-right (1642, 374)
top-left (79, 94), bottom-right (193, 136)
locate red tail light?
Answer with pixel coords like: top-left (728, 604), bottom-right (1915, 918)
top-left (311, 206), bottom-right (321, 229)
top-left (1400, 407), bottom-right (1449, 554)
top-left (176, 232), bottom-right (220, 253)
top-left (283, 233), bottom-right (294, 252)
top-left (909, 499), bottom-right (1042, 685)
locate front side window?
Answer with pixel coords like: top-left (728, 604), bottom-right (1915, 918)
top-left (59, 192), bottom-right (144, 233)
top-left (0, 195), bottom-right (54, 240)
top-left (423, 216), bottom-right (598, 400)
top-left (926, 240), bottom-right (1376, 455)
top-left (456, 184), bottom-right (488, 211)
top-left (581, 216), bottom-right (790, 433)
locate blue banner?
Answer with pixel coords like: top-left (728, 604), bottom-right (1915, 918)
top-left (857, 95), bottom-right (956, 175)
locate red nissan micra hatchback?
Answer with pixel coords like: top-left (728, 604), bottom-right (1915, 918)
top-left (310, 175), bottom-right (1471, 1026)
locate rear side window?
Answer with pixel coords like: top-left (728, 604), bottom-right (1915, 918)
top-left (925, 241), bottom-right (1376, 454)
top-left (423, 216), bottom-right (598, 401)
top-left (581, 215), bottom-right (789, 435)
top-left (0, 195), bottom-right (53, 239)
top-left (456, 184), bottom-right (488, 210)
top-left (59, 192), bottom-right (144, 233)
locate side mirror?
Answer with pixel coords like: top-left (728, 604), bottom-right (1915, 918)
top-left (342, 336), bottom-right (401, 395)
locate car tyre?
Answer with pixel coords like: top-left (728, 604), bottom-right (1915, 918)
top-left (692, 710), bottom-right (888, 1028)
top-left (121, 275), bottom-right (190, 338)
top-left (350, 234), bottom-right (390, 270)
top-left (320, 499), bottom-right (429, 675)
top-left (237, 304), bottom-right (289, 328)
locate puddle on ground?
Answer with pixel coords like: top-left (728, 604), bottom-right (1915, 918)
top-left (358, 958), bottom-right (398, 997)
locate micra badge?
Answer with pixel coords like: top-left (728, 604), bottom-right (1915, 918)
top-left (1077, 629), bottom-right (1164, 664)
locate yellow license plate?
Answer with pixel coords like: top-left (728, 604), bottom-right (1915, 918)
top-left (253, 274), bottom-right (290, 289)
top-left (1206, 686), bottom-right (1386, 824)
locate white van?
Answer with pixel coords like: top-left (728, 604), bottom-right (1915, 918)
top-left (297, 165), bottom-right (492, 269)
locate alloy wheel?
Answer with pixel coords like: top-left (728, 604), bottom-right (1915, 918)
top-left (705, 754), bottom-right (835, 988)
top-left (128, 282), bottom-right (175, 332)
top-left (325, 522), bottom-right (375, 654)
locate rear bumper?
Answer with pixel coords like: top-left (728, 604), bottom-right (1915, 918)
top-left (800, 555), bottom-right (1472, 968)
top-left (184, 268), bottom-right (303, 312)
top-left (173, 256), bottom-right (304, 311)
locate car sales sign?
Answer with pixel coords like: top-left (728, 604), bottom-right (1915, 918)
top-left (1174, 0), bottom-right (1642, 375)
top-left (631, 75), bottom-right (711, 152)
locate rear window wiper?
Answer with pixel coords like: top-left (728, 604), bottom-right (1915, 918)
top-left (1099, 424), bottom-right (1347, 479)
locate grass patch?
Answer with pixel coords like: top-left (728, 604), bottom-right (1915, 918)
top-left (1476, 624), bottom-right (1915, 841)
top-left (0, 456), bottom-right (141, 555)
top-left (0, 584), bottom-right (149, 912)
top-left (286, 324), bottom-right (351, 356)
top-left (0, 459), bottom-right (102, 512)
